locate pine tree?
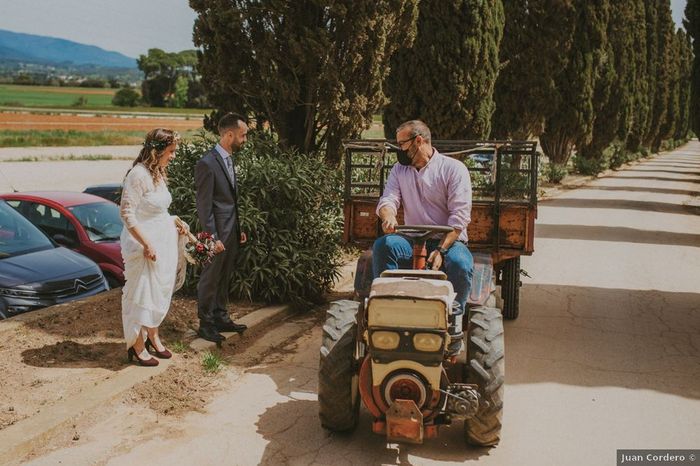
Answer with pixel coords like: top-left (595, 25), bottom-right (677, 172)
top-left (491, 0), bottom-right (576, 139)
top-left (190, 0), bottom-right (419, 165)
top-left (382, 0), bottom-right (504, 139)
top-left (684, 0), bottom-right (700, 136)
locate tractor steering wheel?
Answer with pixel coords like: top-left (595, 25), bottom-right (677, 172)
top-left (395, 224), bottom-right (453, 242)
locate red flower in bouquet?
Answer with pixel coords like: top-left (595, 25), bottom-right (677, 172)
top-left (174, 217), bottom-right (216, 267)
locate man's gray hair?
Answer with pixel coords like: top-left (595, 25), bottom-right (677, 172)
top-left (396, 120), bottom-right (431, 143)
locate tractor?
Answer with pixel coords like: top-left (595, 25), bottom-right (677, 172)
top-left (318, 140), bottom-right (538, 445)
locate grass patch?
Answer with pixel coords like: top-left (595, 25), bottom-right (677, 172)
top-left (2, 154), bottom-right (132, 162)
top-left (0, 129), bottom-right (145, 147)
top-left (201, 350), bottom-right (225, 373)
top-left (170, 341), bottom-right (188, 354)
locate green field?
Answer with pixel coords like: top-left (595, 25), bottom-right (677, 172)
top-left (0, 129), bottom-right (202, 148)
top-left (0, 84), bottom-right (209, 115)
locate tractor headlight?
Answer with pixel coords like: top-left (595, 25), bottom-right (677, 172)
top-left (371, 331), bottom-right (400, 350)
top-left (413, 333), bottom-right (443, 352)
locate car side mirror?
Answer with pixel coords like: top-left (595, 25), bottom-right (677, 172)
top-left (53, 234), bottom-right (77, 248)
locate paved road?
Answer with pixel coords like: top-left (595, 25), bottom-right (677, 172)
top-left (0, 145), bottom-right (136, 192)
top-left (24, 142), bottom-right (700, 465)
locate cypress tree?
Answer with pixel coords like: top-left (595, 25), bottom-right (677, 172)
top-left (578, 0), bottom-right (624, 161)
top-left (492, 0), bottom-right (576, 139)
top-left (656, 26), bottom-right (682, 150)
top-left (383, 0), bottom-right (504, 139)
top-left (190, 0), bottom-right (419, 165)
top-left (539, 0), bottom-right (606, 165)
top-left (674, 30), bottom-right (693, 141)
top-left (626, 0), bottom-right (650, 152)
top-left (646, 0), bottom-right (675, 152)
top-left (684, 0), bottom-right (700, 136)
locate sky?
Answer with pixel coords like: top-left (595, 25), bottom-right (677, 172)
top-left (0, 0), bottom-right (690, 59)
top-left (0, 0), bottom-right (198, 58)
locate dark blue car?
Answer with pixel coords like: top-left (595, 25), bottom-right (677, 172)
top-left (0, 200), bottom-right (107, 319)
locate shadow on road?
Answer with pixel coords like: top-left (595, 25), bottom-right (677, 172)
top-left (568, 185), bottom-right (699, 197)
top-left (541, 197), bottom-right (700, 216)
top-left (599, 175), bottom-right (700, 184)
top-left (621, 168), bottom-right (700, 176)
top-left (248, 329), bottom-right (494, 465)
top-left (507, 284), bottom-right (700, 400)
top-left (535, 224), bottom-right (700, 247)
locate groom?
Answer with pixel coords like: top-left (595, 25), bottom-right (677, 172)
top-left (195, 112), bottom-right (249, 342)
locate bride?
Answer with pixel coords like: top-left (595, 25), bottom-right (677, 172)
top-left (120, 128), bottom-right (187, 366)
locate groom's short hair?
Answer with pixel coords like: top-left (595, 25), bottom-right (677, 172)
top-left (218, 112), bottom-right (246, 135)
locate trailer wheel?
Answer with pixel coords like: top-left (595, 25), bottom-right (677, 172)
top-left (464, 306), bottom-right (504, 447)
top-left (501, 257), bottom-right (521, 320)
top-left (318, 300), bottom-right (360, 432)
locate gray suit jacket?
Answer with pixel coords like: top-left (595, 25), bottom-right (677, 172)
top-left (194, 147), bottom-right (241, 245)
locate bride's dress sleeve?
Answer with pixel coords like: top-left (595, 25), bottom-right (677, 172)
top-left (120, 168), bottom-right (148, 228)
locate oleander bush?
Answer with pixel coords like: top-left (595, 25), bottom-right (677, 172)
top-left (168, 131), bottom-right (344, 308)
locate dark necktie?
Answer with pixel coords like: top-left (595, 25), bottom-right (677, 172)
top-left (225, 156), bottom-right (235, 187)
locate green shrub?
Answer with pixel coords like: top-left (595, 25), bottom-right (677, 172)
top-left (573, 153), bottom-right (608, 176)
top-left (168, 131), bottom-right (344, 308)
top-left (544, 162), bottom-right (568, 183)
top-left (112, 87), bottom-right (140, 107)
top-left (609, 144), bottom-right (631, 169)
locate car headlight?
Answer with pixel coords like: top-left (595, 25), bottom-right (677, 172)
top-left (413, 333), bottom-right (443, 352)
top-left (371, 330), bottom-right (400, 350)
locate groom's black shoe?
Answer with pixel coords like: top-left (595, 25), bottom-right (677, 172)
top-left (198, 325), bottom-right (225, 343)
top-left (215, 319), bottom-right (247, 333)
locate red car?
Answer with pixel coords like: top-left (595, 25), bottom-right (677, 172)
top-left (0, 192), bottom-right (124, 287)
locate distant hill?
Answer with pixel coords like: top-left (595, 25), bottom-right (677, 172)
top-left (0, 29), bottom-right (136, 69)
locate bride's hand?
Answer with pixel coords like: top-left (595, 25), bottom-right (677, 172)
top-left (176, 222), bottom-right (189, 236)
top-left (143, 243), bottom-right (157, 261)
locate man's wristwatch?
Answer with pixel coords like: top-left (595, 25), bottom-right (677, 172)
top-left (437, 246), bottom-right (449, 256)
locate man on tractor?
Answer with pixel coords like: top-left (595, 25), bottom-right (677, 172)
top-left (373, 120), bottom-right (474, 314)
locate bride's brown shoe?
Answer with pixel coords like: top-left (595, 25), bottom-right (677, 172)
top-left (145, 338), bottom-right (172, 359)
top-left (128, 347), bottom-right (159, 366)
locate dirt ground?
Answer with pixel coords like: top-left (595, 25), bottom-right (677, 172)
top-left (0, 289), bottom-right (266, 432)
top-left (0, 112), bottom-right (203, 132)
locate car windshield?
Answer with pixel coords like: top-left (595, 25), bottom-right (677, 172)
top-left (0, 201), bottom-right (54, 258)
top-left (69, 202), bottom-right (124, 242)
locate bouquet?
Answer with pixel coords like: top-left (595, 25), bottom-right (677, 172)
top-left (174, 217), bottom-right (217, 266)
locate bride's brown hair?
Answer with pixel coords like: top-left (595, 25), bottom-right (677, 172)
top-left (131, 128), bottom-right (180, 184)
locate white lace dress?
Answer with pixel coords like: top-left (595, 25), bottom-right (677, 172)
top-left (119, 164), bottom-right (184, 348)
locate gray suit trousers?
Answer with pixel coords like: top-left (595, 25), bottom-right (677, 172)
top-left (197, 232), bottom-right (239, 325)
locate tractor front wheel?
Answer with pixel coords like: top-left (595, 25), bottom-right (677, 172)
top-left (318, 300), bottom-right (360, 432)
top-left (464, 306), bottom-right (505, 447)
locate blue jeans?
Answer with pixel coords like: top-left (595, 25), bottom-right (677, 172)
top-left (372, 234), bottom-right (474, 312)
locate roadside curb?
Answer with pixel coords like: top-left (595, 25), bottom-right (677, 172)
top-left (0, 302), bottom-right (294, 464)
top-left (189, 304), bottom-right (295, 351)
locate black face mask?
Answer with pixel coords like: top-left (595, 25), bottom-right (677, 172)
top-left (396, 138), bottom-right (417, 166)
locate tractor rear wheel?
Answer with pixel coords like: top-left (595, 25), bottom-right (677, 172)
top-left (501, 257), bottom-right (521, 320)
top-left (318, 300), bottom-right (360, 432)
top-left (464, 306), bottom-right (504, 447)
